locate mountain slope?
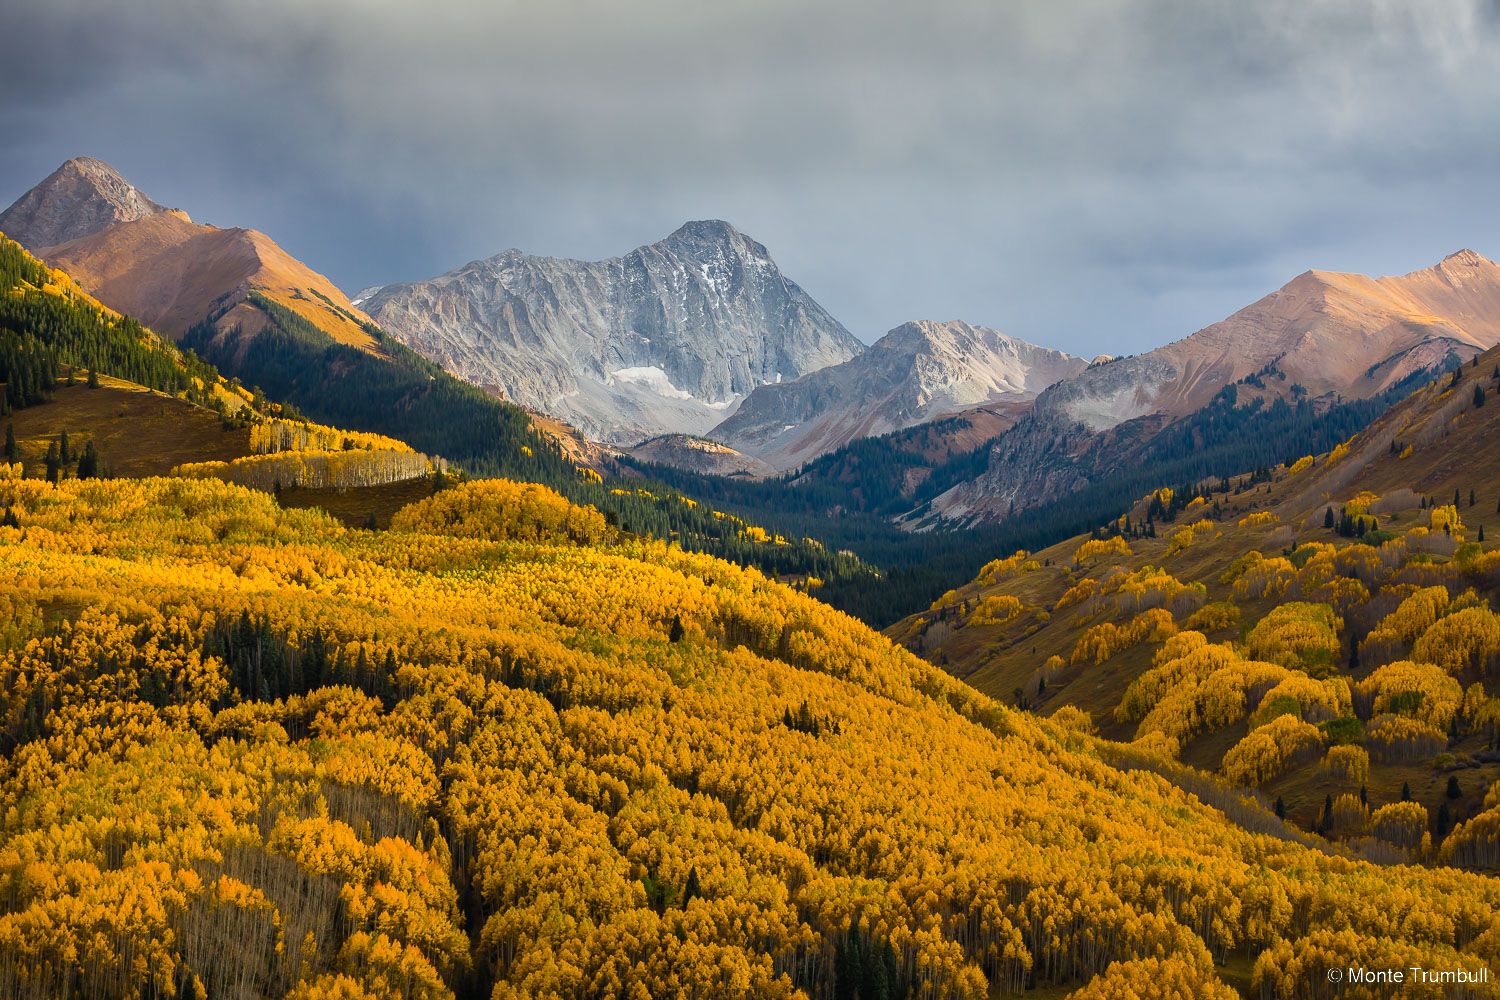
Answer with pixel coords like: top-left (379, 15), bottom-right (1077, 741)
top-left (40, 210), bottom-right (381, 351)
top-left (712, 319), bottom-right (1089, 469)
top-left (6, 473), bottom-right (1500, 999)
top-left (356, 220), bottom-right (863, 443)
top-left (939, 250), bottom-right (1500, 522)
top-left (897, 348), bottom-right (1500, 854)
top-left (0, 156), bottom-right (170, 250)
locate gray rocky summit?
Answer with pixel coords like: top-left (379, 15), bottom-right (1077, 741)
top-left (712, 319), bottom-right (1090, 470)
top-left (0, 157), bottom-right (172, 250)
top-left (356, 220), bottom-right (863, 443)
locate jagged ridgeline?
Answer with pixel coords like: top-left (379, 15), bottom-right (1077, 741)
top-left (3, 474), bottom-right (1500, 999)
top-left (0, 235), bottom-right (223, 410)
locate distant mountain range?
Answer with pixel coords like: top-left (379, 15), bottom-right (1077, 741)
top-left (354, 220), bottom-right (863, 443)
top-left (711, 319), bottom-right (1092, 470)
top-left (5, 156), bottom-right (1498, 554)
top-left (0, 157), bottom-right (589, 490)
top-left (935, 250), bottom-right (1500, 524)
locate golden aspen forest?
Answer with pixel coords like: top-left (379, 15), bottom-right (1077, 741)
top-left (7, 235), bottom-right (1500, 998)
top-left (905, 355), bottom-right (1500, 898)
top-left (7, 468), bottom-right (1500, 1000)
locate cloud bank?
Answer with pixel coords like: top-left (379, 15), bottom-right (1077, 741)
top-left (3, 0), bottom-right (1498, 353)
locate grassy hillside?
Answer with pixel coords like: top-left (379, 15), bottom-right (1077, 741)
top-left (4, 474), bottom-right (1500, 999)
top-left (4, 376), bottom-right (252, 479)
top-left (897, 349), bottom-right (1500, 860)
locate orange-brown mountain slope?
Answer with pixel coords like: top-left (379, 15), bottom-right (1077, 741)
top-left (39, 211), bottom-right (380, 352)
top-left (1141, 249), bottom-right (1500, 419)
top-left (936, 250), bottom-right (1500, 521)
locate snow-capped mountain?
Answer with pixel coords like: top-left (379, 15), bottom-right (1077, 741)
top-left (354, 220), bottom-right (863, 443)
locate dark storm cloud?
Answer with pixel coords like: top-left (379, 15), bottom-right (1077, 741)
top-left (3, 0), bottom-right (1498, 354)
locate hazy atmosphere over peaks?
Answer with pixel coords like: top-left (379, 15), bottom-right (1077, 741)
top-left (3, 0), bottom-right (1498, 356)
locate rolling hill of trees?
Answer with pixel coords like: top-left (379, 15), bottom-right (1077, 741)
top-left (4, 473), bottom-right (1500, 999)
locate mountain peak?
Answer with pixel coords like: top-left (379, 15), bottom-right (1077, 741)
top-left (662, 219), bottom-right (771, 260)
top-left (1440, 248), bottom-right (1494, 269)
top-left (0, 156), bottom-right (171, 250)
top-left (359, 222), bottom-right (860, 443)
top-left (667, 219), bottom-right (741, 242)
top-left (713, 318), bottom-right (1089, 469)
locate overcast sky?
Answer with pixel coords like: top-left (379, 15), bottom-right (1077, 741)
top-left (3, 0), bottom-right (1498, 355)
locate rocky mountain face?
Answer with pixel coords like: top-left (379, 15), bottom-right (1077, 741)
top-left (711, 319), bottom-right (1090, 470)
top-left (935, 250), bottom-right (1500, 523)
top-left (354, 220), bottom-right (863, 444)
top-left (0, 157), bottom-right (171, 250)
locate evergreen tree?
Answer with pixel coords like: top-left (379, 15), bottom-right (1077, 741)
top-left (1447, 775), bottom-right (1462, 799)
top-left (835, 930), bottom-right (859, 1000)
top-left (1319, 794), bottom-right (1333, 834)
top-left (1438, 802), bottom-right (1452, 837)
top-left (1401, 781), bottom-right (1412, 802)
top-left (1476, 384), bottom-right (1487, 408)
top-left (1471, 489), bottom-right (1478, 507)
top-left (3, 422), bottom-right (13, 462)
top-left (669, 615), bottom-right (685, 643)
top-left (1274, 796), bottom-right (1285, 820)
top-left (44, 441), bottom-right (60, 484)
top-left (1324, 507), bottom-right (1335, 529)
top-left (58, 431), bottom-right (70, 465)
top-left (76, 441), bottom-right (99, 480)
top-left (1359, 785), bottom-right (1367, 806)
top-left (87, 367), bottom-right (99, 388)
top-left (681, 866), bottom-right (700, 908)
